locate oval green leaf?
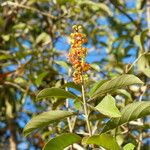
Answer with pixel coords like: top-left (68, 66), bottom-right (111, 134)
top-left (55, 60), bottom-right (69, 71)
top-left (35, 71), bottom-right (48, 86)
top-left (23, 110), bottom-right (74, 137)
top-left (36, 88), bottom-right (77, 100)
top-left (134, 29), bottom-right (149, 52)
top-left (90, 74), bottom-right (143, 100)
top-left (95, 95), bottom-right (121, 118)
top-left (43, 133), bottom-right (81, 150)
top-left (101, 101), bottom-right (150, 133)
top-left (123, 143), bottom-right (135, 150)
top-left (82, 133), bottom-right (120, 150)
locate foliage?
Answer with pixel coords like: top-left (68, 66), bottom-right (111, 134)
top-left (0, 0), bottom-right (150, 150)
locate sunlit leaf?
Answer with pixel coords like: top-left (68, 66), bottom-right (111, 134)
top-left (95, 95), bottom-right (121, 118)
top-left (2, 34), bottom-right (10, 41)
top-left (13, 22), bottom-right (26, 29)
top-left (101, 101), bottom-right (150, 133)
top-left (35, 71), bottom-right (48, 86)
top-left (82, 133), bottom-right (119, 150)
top-left (137, 53), bottom-right (149, 71)
top-left (123, 143), bottom-right (135, 150)
top-left (116, 89), bottom-right (132, 101)
top-left (55, 60), bottom-right (69, 71)
top-left (43, 133), bottom-right (81, 150)
top-left (134, 29), bottom-right (149, 52)
top-left (134, 34), bottom-right (143, 51)
top-left (36, 32), bottom-right (50, 44)
top-left (142, 68), bottom-right (150, 78)
top-left (0, 54), bottom-right (12, 60)
top-left (14, 77), bottom-right (26, 85)
top-left (90, 74), bottom-right (143, 100)
top-left (36, 88), bottom-right (77, 100)
top-left (23, 110), bottom-right (74, 136)
top-left (90, 63), bottom-right (100, 72)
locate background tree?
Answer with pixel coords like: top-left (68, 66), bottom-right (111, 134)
top-left (0, 0), bottom-right (150, 149)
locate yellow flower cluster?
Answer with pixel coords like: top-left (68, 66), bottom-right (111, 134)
top-left (68, 25), bottom-right (90, 84)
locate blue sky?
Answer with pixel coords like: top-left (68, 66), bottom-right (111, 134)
top-left (1, 0), bottom-right (149, 149)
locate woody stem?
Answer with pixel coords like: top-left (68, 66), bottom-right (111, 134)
top-left (81, 77), bottom-right (92, 136)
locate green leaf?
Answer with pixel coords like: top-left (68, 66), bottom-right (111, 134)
top-left (116, 89), bottom-right (132, 101)
top-left (90, 74), bottom-right (143, 100)
top-left (23, 110), bottom-right (74, 136)
top-left (134, 35), bottom-right (143, 51)
top-left (2, 34), bottom-right (10, 41)
top-left (90, 63), bottom-right (100, 72)
top-left (74, 100), bottom-right (82, 110)
top-left (35, 71), bottom-right (48, 86)
top-left (43, 133), bottom-right (81, 150)
top-left (36, 32), bottom-right (50, 44)
top-left (101, 101), bottom-right (150, 133)
top-left (14, 77), bottom-right (26, 85)
top-left (82, 133), bottom-right (119, 150)
top-left (64, 82), bottom-right (82, 92)
top-left (56, 0), bottom-right (75, 5)
top-left (140, 29), bottom-right (149, 51)
top-left (142, 68), bottom-right (150, 78)
top-left (95, 95), bottom-right (121, 118)
top-left (36, 88), bottom-right (77, 100)
top-left (89, 79), bottom-right (108, 97)
top-left (0, 54), bottom-right (12, 60)
top-left (134, 29), bottom-right (149, 52)
top-left (13, 22), bottom-right (26, 29)
top-left (137, 53), bottom-right (149, 71)
top-left (123, 143), bottom-right (135, 150)
top-left (55, 60), bottom-right (69, 71)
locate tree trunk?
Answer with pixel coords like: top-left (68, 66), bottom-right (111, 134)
top-left (6, 97), bottom-right (17, 150)
top-left (147, 0), bottom-right (150, 51)
top-left (7, 117), bottom-right (17, 150)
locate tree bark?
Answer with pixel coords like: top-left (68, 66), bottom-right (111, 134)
top-left (147, 0), bottom-right (150, 51)
top-left (8, 118), bottom-right (17, 150)
top-left (6, 97), bottom-right (17, 150)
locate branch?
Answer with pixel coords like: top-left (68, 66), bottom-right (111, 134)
top-left (1, 1), bottom-right (57, 20)
top-left (3, 81), bottom-right (26, 93)
top-left (125, 52), bottom-right (146, 73)
top-left (109, 0), bottom-right (142, 32)
top-left (146, 0), bottom-right (150, 50)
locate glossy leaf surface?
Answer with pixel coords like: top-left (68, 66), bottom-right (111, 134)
top-left (43, 133), bottom-right (81, 150)
top-left (102, 101), bottom-right (150, 133)
top-left (23, 110), bottom-right (74, 136)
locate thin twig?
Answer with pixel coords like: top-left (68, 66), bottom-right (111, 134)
top-left (125, 52), bottom-right (146, 73)
top-left (92, 120), bottom-right (99, 135)
top-left (136, 85), bottom-right (147, 149)
top-left (1, 1), bottom-right (57, 19)
top-left (81, 78), bottom-right (92, 136)
top-left (0, 50), bottom-right (11, 54)
top-left (3, 81), bottom-right (26, 92)
top-left (137, 132), bottom-right (143, 150)
top-left (65, 80), bottom-right (73, 150)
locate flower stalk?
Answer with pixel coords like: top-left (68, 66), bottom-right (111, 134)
top-left (81, 78), bottom-right (92, 136)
